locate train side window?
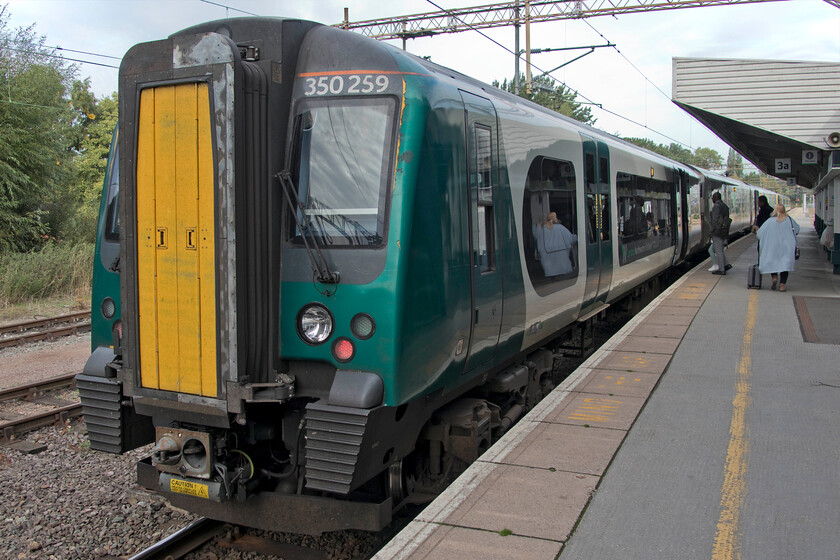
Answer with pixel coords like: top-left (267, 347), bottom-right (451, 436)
top-left (616, 172), bottom-right (675, 265)
top-left (104, 138), bottom-right (120, 242)
top-left (522, 156), bottom-right (578, 296)
top-left (473, 124), bottom-right (495, 272)
top-left (584, 153), bottom-right (597, 243)
top-left (599, 155), bottom-right (610, 241)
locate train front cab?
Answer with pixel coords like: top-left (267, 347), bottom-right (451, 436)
top-left (111, 20), bottom-right (406, 533)
top-left (108, 19), bottom-right (520, 534)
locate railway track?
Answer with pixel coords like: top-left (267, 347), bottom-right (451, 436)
top-left (0, 310), bottom-right (91, 349)
top-left (126, 517), bottom-right (334, 560)
top-left (0, 372), bottom-right (82, 444)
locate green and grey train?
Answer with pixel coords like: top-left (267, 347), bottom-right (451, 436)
top-left (79, 17), bottom-right (786, 534)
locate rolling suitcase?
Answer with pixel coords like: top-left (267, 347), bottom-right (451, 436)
top-left (748, 264), bottom-right (761, 289)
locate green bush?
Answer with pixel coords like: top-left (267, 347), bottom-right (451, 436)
top-left (0, 242), bottom-right (94, 305)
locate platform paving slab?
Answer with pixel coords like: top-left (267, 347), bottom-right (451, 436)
top-left (386, 523), bottom-right (564, 560)
top-left (594, 350), bottom-right (672, 374)
top-left (497, 422), bottom-right (625, 475)
top-left (637, 310), bottom-right (696, 326)
top-left (612, 335), bottom-right (682, 354)
top-left (577, 369), bottom-right (660, 399)
top-left (629, 322), bottom-right (689, 338)
top-left (644, 303), bottom-right (700, 316)
top-left (543, 392), bottom-right (647, 430)
top-left (430, 464), bottom-right (597, 540)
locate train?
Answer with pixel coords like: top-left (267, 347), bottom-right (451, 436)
top-left (78, 16), bottom-right (789, 535)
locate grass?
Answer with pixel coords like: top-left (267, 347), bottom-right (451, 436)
top-left (0, 243), bottom-right (93, 323)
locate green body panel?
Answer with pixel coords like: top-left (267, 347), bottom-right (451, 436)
top-left (279, 59), bottom-right (528, 406)
top-left (91, 127), bottom-right (121, 352)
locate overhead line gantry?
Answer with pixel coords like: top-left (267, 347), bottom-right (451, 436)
top-left (332, 1), bottom-right (805, 93)
top-left (334, 1), bottom-right (796, 41)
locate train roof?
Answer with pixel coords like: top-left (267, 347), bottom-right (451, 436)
top-left (163, 18), bottom-right (722, 183)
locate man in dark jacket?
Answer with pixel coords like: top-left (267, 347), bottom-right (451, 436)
top-left (710, 192), bottom-right (731, 275)
top-left (752, 195), bottom-right (772, 232)
top-left (752, 194), bottom-right (773, 255)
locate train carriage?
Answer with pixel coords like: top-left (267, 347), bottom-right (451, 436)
top-left (79, 16), bottom-right (788, 535)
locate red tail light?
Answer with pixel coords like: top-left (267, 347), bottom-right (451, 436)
top-left (332, 337), bottom-right (355, 363)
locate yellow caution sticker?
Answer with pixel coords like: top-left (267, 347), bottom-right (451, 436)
top-left (169, 478), bottom-right (209, 499)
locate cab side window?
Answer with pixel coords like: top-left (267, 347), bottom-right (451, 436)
top-left (523, 156), bottom-right (579, 296)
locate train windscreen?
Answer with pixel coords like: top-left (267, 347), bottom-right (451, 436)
top-left (290, 97), bottom-right (395, 247)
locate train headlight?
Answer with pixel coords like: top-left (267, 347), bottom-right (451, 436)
top-left (101, 297), bottom-right (116, 319)
top-left (297, 304), bottom-right (333, 345)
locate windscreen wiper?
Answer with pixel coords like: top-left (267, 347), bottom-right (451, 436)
top-left (277, 170), bottom-right (339, 284)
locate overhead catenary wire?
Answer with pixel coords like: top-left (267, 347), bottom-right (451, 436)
top-left (198, 0), bottom-right (259, 17)
top-left (42, 45), bottom-right (121, 61)
top-left (2, 45), bottom-right (118, 69)
top-left (581, 19), bottom-right (671, 101)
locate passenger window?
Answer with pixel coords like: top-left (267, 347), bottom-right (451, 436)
top-left (617, 172), bottom-right (675, 265)
top-left (523, 156), bottom-right (578, 296)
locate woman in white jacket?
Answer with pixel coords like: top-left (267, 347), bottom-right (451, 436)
top-left (756, 204), bottom-right (800, 292)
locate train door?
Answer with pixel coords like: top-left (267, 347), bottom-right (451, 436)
top-left (460, 91), bottom-right (502, 373)
top-left (580, 135), bottom-right (612, 311)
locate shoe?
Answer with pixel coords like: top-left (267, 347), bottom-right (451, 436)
top-left (725, 264), bottom-right (732, 271)
top-left (708, 264), bottom-right (719, 272)
top-left (779, 284), bottom-right (787, 292)
top-left (771, 278), bottom-right (777, 290)
top-left (712, 270), bottom-right (726, 275)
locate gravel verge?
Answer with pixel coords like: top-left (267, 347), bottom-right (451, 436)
top-left (0, 419), bottom-right (381, 560)
top-left (0, 421), bottom-right (195, 560)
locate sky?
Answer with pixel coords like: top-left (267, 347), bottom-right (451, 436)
top-left (5, 0), bottom-right (840, 162)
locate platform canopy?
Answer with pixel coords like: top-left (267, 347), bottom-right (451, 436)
top-left (672, 57), bottom-right (840, 190)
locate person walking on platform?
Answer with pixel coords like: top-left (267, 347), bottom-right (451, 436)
top-left (752, 195), bottom-right (773, 233)
top-left (709, 192), bottom-right (731, 275)
top-left (752, 194), bottom-right (773, 256)
top-left (756, 203), bottom-right (800, 292)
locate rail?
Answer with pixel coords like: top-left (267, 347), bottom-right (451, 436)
top-left (0, 373), bottom-right (83, 443)
top-left (127, 518), bottom-right (227, 560)
top-left (0, 311), bottom-right (91, 349)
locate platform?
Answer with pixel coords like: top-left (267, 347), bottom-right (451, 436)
top-left (375, 208), bottom-right (840, 560)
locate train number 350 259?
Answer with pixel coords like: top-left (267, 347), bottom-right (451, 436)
top-left (304, 74), bottom-right (390, 96)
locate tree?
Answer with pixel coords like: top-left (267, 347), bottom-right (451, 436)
top-left (0, 6), bottom-right (77, 252)
top-left (726, 148), bottom-right (744, 178)
top-left (622, 137), bottom-right (724, 171)
top-left (693, 147), bottom-right (724, 171)
top-left (493, 73), bottom-right (596, 125)
top-left (60, 88), bottom-right (117, 243)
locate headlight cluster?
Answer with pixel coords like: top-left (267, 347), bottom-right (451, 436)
top-left (297, 304), bottom-right (333, 345)
top-left (296, 305), bottom-right (376, 364)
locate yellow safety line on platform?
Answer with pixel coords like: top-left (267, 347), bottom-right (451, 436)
top-left (711, 290), bottom-right (758, 560)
